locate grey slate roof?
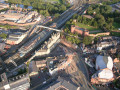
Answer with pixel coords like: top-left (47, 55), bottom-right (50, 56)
top-left (44, 77), bottom-right (78, 90)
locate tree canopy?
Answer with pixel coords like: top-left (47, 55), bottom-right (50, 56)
top-left (7, 0), bottom-right (70, 16)
top-left (83, 36), bottom-right (93, 45)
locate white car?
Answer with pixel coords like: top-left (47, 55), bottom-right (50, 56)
top-left (43, 81), bottom-right (46, 84)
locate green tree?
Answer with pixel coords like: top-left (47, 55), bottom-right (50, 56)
top-left (54, 13), bottom-right (60, 18)
top-left (92, 21), bottom-right (98, 27)
top-left (60, 5), bottom-right (66, 12)
top-left (83, 36), bottom-right (93, 45)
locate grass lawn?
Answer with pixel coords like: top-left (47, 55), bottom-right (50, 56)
top-left (0, 33), bottom-right (7, 39)
top-left (113, 22), bottom-right (120, 30)
top-left (76, 23), bottom-right (100, 31)
top-left (0, 24), bottom-right (17, 29)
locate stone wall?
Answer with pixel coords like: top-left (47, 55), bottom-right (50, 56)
top-left (71, 25), bottom-right (110, 37)
top-left (71, 25), bottom-right (89, 36)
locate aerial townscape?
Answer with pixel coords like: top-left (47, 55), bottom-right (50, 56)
top-left (0, 0), bottom-right (120, 90)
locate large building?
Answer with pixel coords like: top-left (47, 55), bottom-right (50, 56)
top-left (46, 55), bottom-right (73, 75)
top-left (91, 55), bottom-right (114, 84)
top-left (0, 73), bottom-right (30, 90)
top-left (35, 32), bottom-right (60, 56)
top-left (0, 10), bottom-right (38, 23)
top-left (0, 10), bottom-right (25, 21)
top-left (97, 40), bottom-right (119, 51)
top-left (6, 32), bottom-right (27, 45)
top-left (71, 25), bottom-right (89, 36)
top-left (19, 29), bottom-right (53, 58)
top-left (43, 77), bottom-right (79, 90)
top-left (0, 3), bottom-right (9, 10)
top-left (17, 11), bottom-right (38, 23)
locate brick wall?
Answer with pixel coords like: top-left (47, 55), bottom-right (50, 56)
top-left (71, 25), bottom-right (89, 36)
top-left (71, 25), bottom-right (110, 37)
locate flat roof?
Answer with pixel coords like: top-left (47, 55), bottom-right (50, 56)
top-left (7, 37), bottom-right (19, 41)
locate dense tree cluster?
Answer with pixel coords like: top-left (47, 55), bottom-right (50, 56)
top-left (7, 0), bottom-right (70, 16)
top-left (86, 4), bottom-right (120, 31)
top-left (87, 5), bottom-right (112, 15)
top-left (102, 0), bottom-right (120, 5)
top-left (72, 14), bottom-right (114, 31)
top-left (83, 36), bottom-right (93, 45)
top-left (63, 19), bottom-right (82, 45)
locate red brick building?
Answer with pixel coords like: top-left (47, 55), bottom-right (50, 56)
top-left (71, 25), bottom-right (89, 36)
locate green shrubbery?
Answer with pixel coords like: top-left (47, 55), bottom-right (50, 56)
top-left (0, 33), bottom-right (7, 39)
top-left (102, 0), bottom-right (120, 5)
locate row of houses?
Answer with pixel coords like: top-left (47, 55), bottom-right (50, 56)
top-left (35, 32), bottom-right (60, 56)
top-left (6, 32), bottom-right (27, 45)
top-left (0, 73), bottom-right (30, 90)
top-left (0, 3), bottom-right (9, 10)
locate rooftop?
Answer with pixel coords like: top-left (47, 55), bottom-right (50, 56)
top-left (0, 43), bottom-right (5, 50)
top-left (7, 37), bottom-right (19, 41)
top-left (9, 32), bottom-right (25, 38)
top-left (47, 56), bottom-right (67, 70)
top-left (0, 73), bottom-right (30, 90)
top-left (43, 77), bottom-right (78, 90)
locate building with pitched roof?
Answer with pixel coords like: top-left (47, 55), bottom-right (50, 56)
top-left (43, 77), bottom-right (79, 90)
top-left (0, 73), bottom-right (30, 90)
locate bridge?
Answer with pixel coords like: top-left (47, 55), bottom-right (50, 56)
top-left (36, 25), bottom-right (62, 32)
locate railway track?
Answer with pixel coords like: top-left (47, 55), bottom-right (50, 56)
top-left (5, 5), bottom-right (88, 71)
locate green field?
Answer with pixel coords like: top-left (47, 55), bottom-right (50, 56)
top-left (76, 23), bottom-right (100, 31)
top-left (113, 22), bottom-right (120, 29)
